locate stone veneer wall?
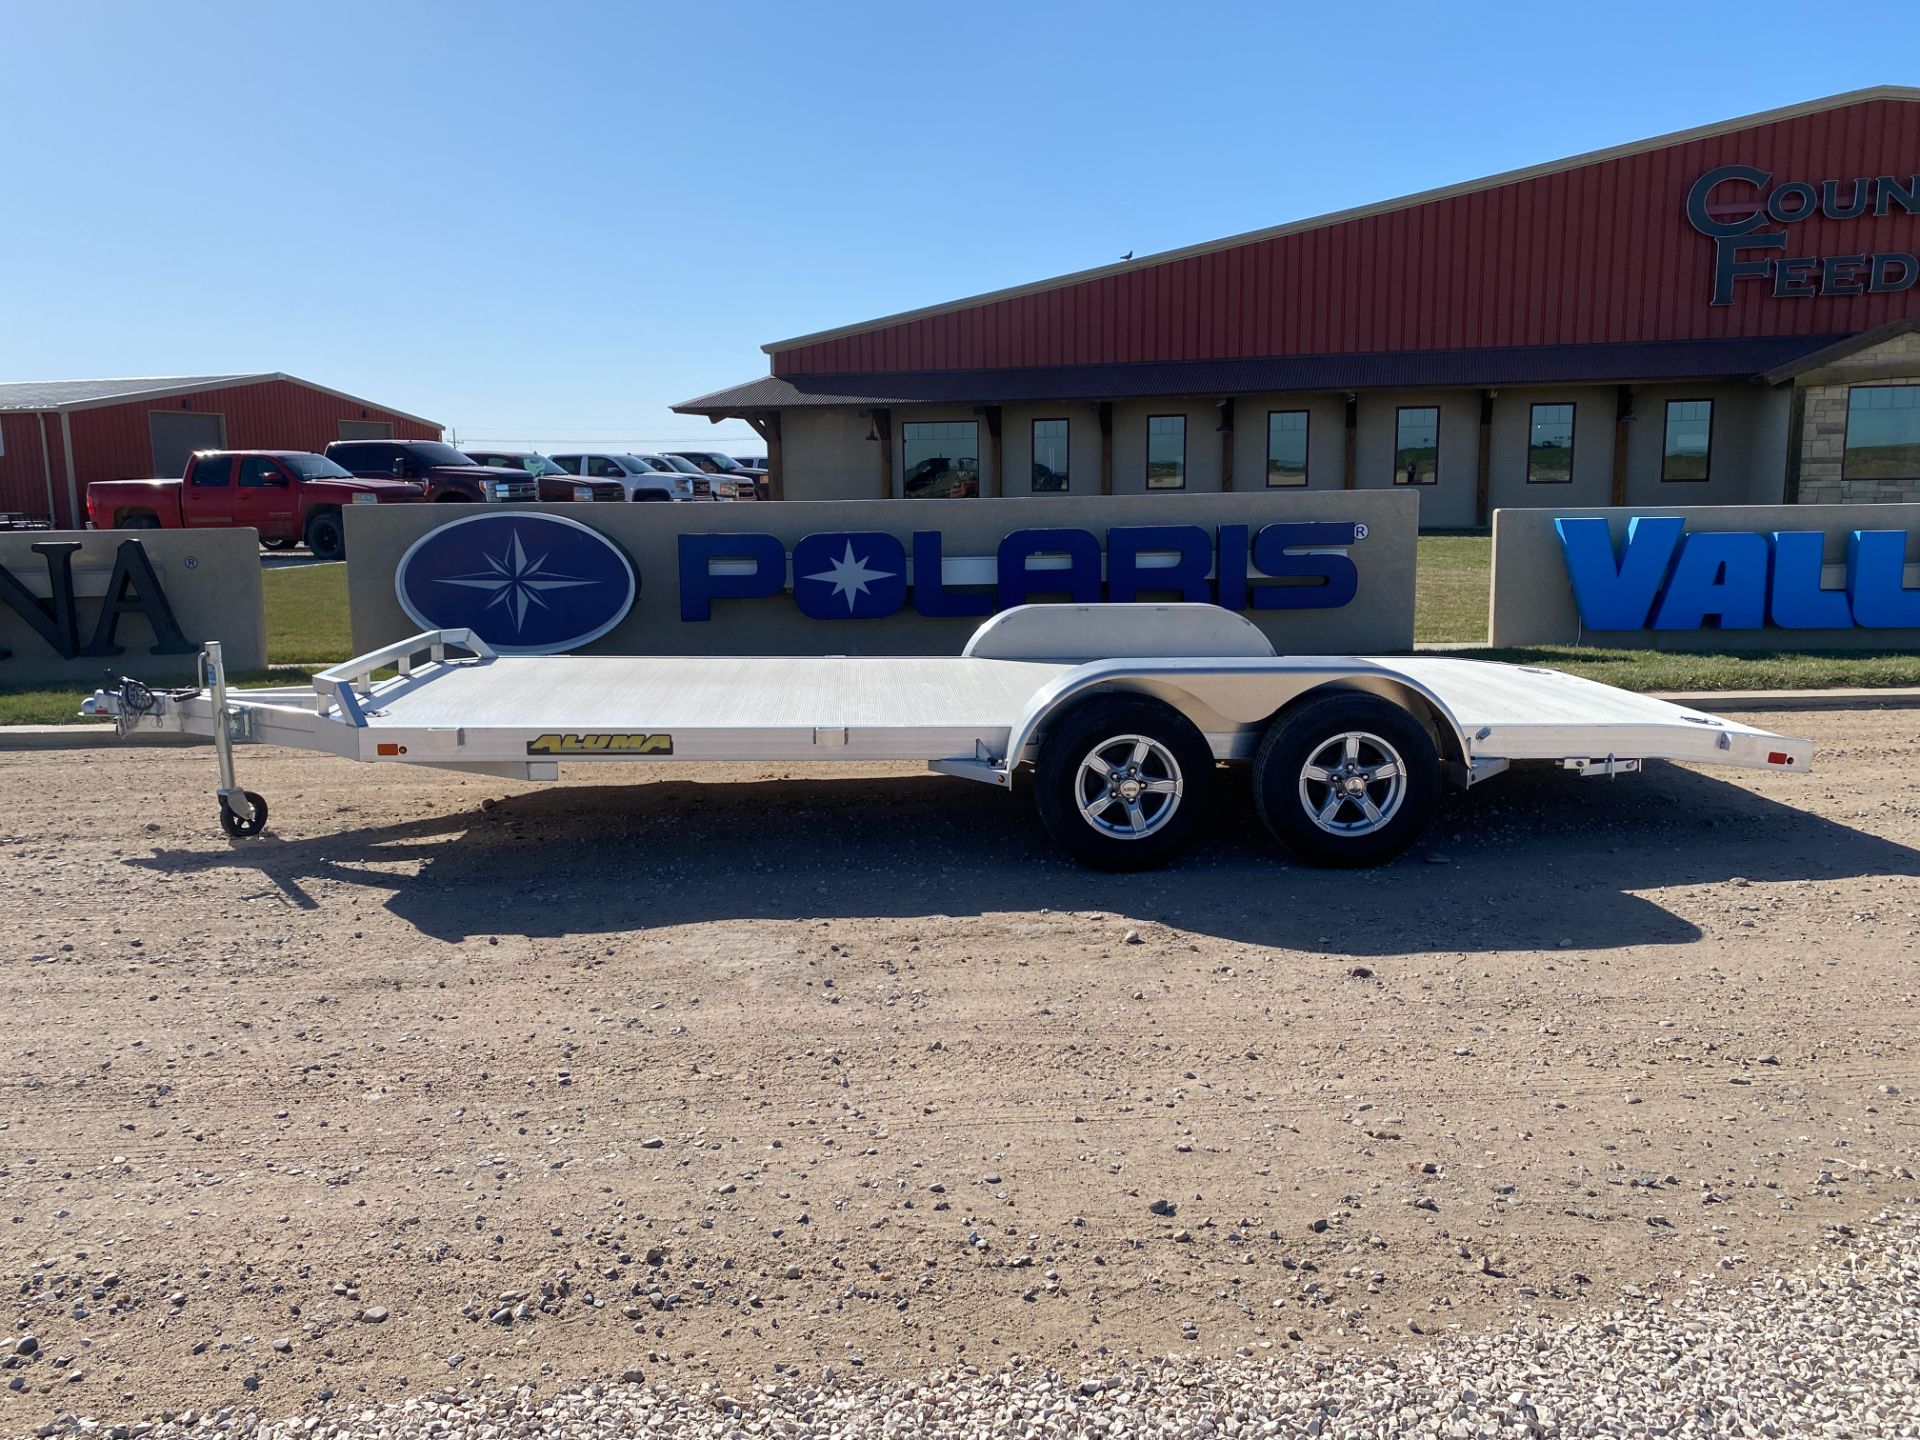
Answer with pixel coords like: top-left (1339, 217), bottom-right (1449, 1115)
top-left (1797, 332), bottom-right (1920, 504)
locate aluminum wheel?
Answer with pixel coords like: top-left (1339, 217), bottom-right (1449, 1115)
top-left (1298, 730), bottom-right (1407, 836)
top-left (1075, 734), bottom-right (1184, 839)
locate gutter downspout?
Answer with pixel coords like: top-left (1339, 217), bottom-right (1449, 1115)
top-left (58, 409), bottom-right (79, 528)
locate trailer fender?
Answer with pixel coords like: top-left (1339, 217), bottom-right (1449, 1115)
top-left (1001, 662), bottom-right (1474, 778)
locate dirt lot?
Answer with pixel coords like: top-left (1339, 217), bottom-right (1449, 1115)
top-left (1, 710), bottom-right (1916, 1424)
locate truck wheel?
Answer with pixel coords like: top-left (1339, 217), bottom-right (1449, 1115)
top-left (1034, 696), bottom-right (1214, 871)
top-left (1253, 693), bottom-right (1438, 868)
top-left (262, 538), bottom-right (297, 551)
top-left (304, 510), bottom-right (346, 562)
top-left (121, 514), bottom-right (160, 530)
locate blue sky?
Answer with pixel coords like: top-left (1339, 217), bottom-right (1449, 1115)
top-left (1, 1), bottom-right (1913, 454)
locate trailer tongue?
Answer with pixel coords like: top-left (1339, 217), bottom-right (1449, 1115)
top-left (84, 604), bottom-right (1811, 870)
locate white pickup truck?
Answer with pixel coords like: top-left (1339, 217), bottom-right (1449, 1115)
top-left (86, 604), bottom-right (1811, 870)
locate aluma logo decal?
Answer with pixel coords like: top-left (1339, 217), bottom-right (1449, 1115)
top-left (526, 733), bottom-right (673, 755)
top-left (394, 513), bottom-right (637, 654)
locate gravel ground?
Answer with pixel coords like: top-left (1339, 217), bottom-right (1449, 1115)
top-left (22, 1209), bottom-right (1920, 1438)
top-left (1, 707), bottom-right (1916, 1433)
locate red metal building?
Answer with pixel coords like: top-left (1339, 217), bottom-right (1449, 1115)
top-left (679, 87), bottom-right (1920, 521)
top-left (0, 373), bottom-right (440, 528)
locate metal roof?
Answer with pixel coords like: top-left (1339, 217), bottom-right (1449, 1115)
top-left (675, 335), bottom-right (1846, 415)
top-left (0, 372), bottom-right (440, 428)
top-left (0, 374), bottom-right (265, 411)
top-left (762, 86), bottom-right (1920, 357)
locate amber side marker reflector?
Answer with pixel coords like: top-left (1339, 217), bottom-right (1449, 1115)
top-left (376, 743), bottom-right (407, 756)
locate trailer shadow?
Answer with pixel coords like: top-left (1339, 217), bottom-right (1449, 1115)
top-left (128, 762), bottom-right (1920, 957)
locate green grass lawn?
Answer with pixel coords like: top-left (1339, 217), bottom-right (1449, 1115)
top-left (262, 562), bottom-right (354, 663)
top-left (5, 542), bottom-right (1917, 727)
top-left (1413, 534), bottom-right (1492, 644)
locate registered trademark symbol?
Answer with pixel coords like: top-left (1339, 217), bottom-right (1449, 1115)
top-left (1353, 524), bottom-right (1369, 540)
top-left (182, 555), bottom-right (198, 570)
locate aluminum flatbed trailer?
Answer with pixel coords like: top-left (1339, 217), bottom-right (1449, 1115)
top-left (85, 604), bottom-right (1812, 870)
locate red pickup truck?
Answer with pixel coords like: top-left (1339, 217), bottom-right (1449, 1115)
top-left (86, 450), bottom-right (422, 561)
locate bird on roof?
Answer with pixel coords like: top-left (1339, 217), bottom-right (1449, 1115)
top-left (1120, 250), bottom-right (1133, 260)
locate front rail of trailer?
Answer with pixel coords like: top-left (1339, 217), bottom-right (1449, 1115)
top-left (83, 605), bottom-right (1812, 854)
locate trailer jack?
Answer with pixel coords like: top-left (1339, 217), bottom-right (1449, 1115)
top-left (203, 641), bottom-right (269, 839)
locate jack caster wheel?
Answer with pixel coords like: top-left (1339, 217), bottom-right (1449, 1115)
top-left (219, 790), bottom-right (270, 839)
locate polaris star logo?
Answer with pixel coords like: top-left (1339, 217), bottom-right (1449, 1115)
top-left (436, 530), bottom-right (600, 633)
top-left (395, 512), bottom-right (637, 654)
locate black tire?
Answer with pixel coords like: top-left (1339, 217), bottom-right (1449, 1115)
top-left (1253, 692), bottom-right (1439, 868)
top-left (1034, 695), bottom-right (1214, 871)
top-left (304, 509), bottom-right (346, 562)
top-left (219, 790), bottom-right (269, 839)
top-left (120, 513), bottom-right (160, 530)
top-left (262, 537), bottom-right (297, 551)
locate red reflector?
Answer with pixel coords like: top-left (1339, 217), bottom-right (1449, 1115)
top-left (377, 742), bottom-right (402, 756)
top-left (1767, 751), bottom-right (1792, 765)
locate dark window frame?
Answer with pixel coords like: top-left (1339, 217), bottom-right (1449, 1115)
top-left (1265, 409), bottom-right (1310, 487)
top-left (1393, 405), bottom-right (1439, 486)
top-left (900, 419), bottom-right (982, 499)
top-left (1145, 414), bottom-right (1187, 491)
top-left (1031, 417), bottom-right (1070, 493)
top-left (1525, 402), bottom-right (1577, 485)
top-left (1660, 398), bottom-right (1715, 483)
top-left (1841, 383), bottom-right (1920, 483)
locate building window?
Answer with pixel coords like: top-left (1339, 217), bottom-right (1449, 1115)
top-left (1661, 399), bottom-right (1713, 482)
top-left (1394, 407), bottom-right (1438, 485)
top-left (1031, 418), bottom-right (1069, 492)
top-left (1146, 415), bottom-right (1186, 489)
top-left (901, 420), bottom-right (980, 498)
top-left (1266, 410), bottom-right (1309, 487)
top-left (1842, 385), bottom-right (1920, 481)
top-left (1527, 403), bottom-right (1576, 484)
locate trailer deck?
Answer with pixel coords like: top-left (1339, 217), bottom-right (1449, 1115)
top-left (86, 604), bottom-right (1813, 869)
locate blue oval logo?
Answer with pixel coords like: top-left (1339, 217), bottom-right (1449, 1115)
top-left (394, 512), bottom-right (637, 655)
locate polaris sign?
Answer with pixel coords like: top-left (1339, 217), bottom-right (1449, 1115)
top-left (1556, 516), bottom-right (1920, 630)
top-left (395, 511), bottom-right (637, 654)
top-left (677, 522), bottom-right (1368, 621)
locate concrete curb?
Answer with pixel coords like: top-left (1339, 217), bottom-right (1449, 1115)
top-left (4, 684), bottom-right (1918, 751)
top-left (1650, 687), bottom-right (1920, 712)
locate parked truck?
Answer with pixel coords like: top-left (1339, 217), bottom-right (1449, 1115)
top-left (324, 440), bottom-right (539, 505)
top-left (85, 450), bottom-right (422, 561)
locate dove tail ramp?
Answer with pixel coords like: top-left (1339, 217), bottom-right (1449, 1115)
top-left (81, 604), bottom-right (1811, 867)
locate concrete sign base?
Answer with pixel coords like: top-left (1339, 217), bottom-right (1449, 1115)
top-left (346, 493), bottom-right (1418, 658)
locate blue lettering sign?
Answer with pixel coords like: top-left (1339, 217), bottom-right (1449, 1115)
top-left (1848, 530), bottom-right (1920, 627)
top-left (1767, 531), bottom-right (1852, 629)
top-left (996, 529), bottom-right (1103, 609)
top-left (1250, 522), bottom-right (1364, 610)
top-left (677, 532), bottom-right (785, 622)
top-left (792, 531), bottom-right (906, 619)
top-left (1650, 531), bottom-right (1769, 630)
top-left (676, 523), bottom-right (1370, 621)
top-left (1107, 525), bottom-right (1213, 603)
top-left (1557, 517), bottom-right (1920, 632)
